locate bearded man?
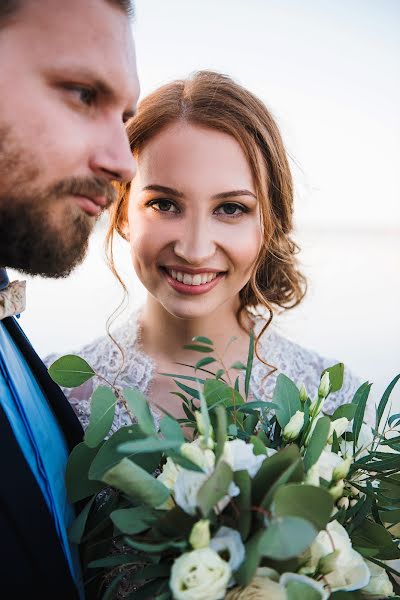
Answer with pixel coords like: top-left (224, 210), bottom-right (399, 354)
top-left (0, 1), bottom-right (139, 596)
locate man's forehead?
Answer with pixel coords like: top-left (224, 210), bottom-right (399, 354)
top-left (12, 0), bottom-right (139, 105)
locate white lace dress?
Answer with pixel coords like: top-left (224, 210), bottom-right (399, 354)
top-left (45, 310), bottom-right (368, 431)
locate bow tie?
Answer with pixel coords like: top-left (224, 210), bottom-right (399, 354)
top-left (0, 276), bottom-right (26, 320)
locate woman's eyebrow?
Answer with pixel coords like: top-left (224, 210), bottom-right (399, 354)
top-left (142, 184), bottom-right (184, 197)
top-left (212, 190), bottom-right (256, 200)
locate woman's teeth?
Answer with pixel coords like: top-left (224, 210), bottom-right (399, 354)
top-left (168, 269), bottom-right (218, 286)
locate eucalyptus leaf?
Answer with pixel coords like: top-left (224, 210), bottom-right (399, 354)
top-left (376, 373), bottom-right (400, 431)
top-left (123, 388), bottom-right (156, 436)
top-left (332, 403), bottom-right (358, 422)
top-left (273, 484), bottom-right (333, 531)
top-left (183, 344), bottom-right (214, 353)
top-left (195, 356), bottom-right (216, 370)
top-left (88, 425), bottom-right (160, 480)
top-left (286, 580), bottom-right (324, 600)
top-left (252, 444), bottom-right (303, 505)
top-left (69, 495), bottom-right (96, 544)
top-left (259, 516), bottom-right (317, 560)
top-left (322, 363), bottom-right (344, 393)
top-left (159, 415), bottom-right (185, 443)
top-left (102, 457), bottom-right (170, 507)
top-left (192, 335), bottom-right (213, 345)
top-left (84, 386), bottom-right (116, 448)
top-left (118, 438), bottom-right (183, 455)
top-left (234, 530), bottom-right (264, 587)
top-left (66, 441), bottom-right (105, 503)
top-left (353, 383), bottom-right (372, 451)
top-left (273, 374), bottom-right (301, 429)
top-left (48, 354), bottom-right (95, 387)
top-left (124, 537), bottom-right (186, 553)
top-left (197, 460), bottom-right (233, 517)
top-left (110, 506), bottom-right (158, 534)
top-left (303, 416), bottom-right (331, 471)
top-left (174, 380), bottom-right (201, 400)
top-left (214, 404), bottom-right (227, 462)
top-left (245, 330), bottom-right (254, 399)
top-left (234, 470), bottom-right (252, 540)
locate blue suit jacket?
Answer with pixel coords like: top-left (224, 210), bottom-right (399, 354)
top-left (0, 316), bottom-right (84, 598)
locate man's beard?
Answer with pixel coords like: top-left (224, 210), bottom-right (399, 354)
top-left (0, 125), bottom-right (117, 277)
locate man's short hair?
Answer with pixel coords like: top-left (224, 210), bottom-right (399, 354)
top-left (0, 0), bottom-right (134, 23)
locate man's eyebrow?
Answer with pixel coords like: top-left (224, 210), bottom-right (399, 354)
top-left (53, 66), bottom-right (136, 115)
top-left (143, 184), bottom-right (184, 198)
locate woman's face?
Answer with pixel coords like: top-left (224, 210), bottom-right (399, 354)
top-left (125, 122), bottom-right (263, 320)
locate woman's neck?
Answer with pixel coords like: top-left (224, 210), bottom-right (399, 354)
top-left (140, 294), bottom-right (251, 364)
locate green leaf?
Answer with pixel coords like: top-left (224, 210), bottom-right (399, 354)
top-left (174, 380), bottom-right (201, 400)
top-left (197, 461), bottom-right (233, 517)
top-left (84, 386), bottom-right (116, 448)
top-left (286, 580), bottom-right (324, 600)
top-left (260, 458), bottom-right (304, 510)
top-left (159, 415), bottom-right (185, 443)
top-left (214, 405), bottom-right (228, 463)
top-left (183, 344), bottom-right (214, 353)
top-left (351, 520), bottom-right (400, 560)
top-left (303, 416), bottom-right (331, 471)
top-left (245, 330), bottom-right (254, 399)
top-left (102, 457), bottom-right (170, 507)
top-left (252, 445), bottom-right (303, 505)
top-left (66, 441), bottom-right (105, 503)
top-left (332, 403), bottom-right (358, 421)
top-left (88, 555), bottom-right (139, 569)
top-left (215, 369), bottom-right (225, 379)
top-left (195, 356), bottom-right (216, 370)
top-left (353, 383), bottom-right (372, 451)
top-left (273, 374), bottom-right (301, 429)
top-left (155, 505), bottom-right (196, 539)
top-left (234, 470), bottom-right (252, 540)
top-left (322, 363), bottom-right (344, 393)
top-left (234, 530), bottom-right (264, 587)
top-left (192, 336), bottom-right (213, 345)
top-left (68, 496), bottom-right (95, 544)
top-left (259, 516), bottom-right (317, 560)
top-left (117, 437), bottom-right (183, 455)
top-left (123, 388), bottom-right (156, 436)
top-left (48, 354), bottom-right (95, 387)
top-left (204, 379), bottom-right (244, 409)
top-left (250, 435), bottom-right (267, 455)
top-left (376, 373), bottom-right (400, 431)
top-left (231, 361), bottom-right (246, 370)
top-left (88, 424), bottom-right (160, 480)
top-left (124, 537), bottom-right (186, 554)
top-left (110, 506), bottom-right (158, 534)
top-left (273, 484), bottom-right (334, 531)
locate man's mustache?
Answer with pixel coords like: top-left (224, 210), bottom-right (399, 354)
top-left (51, 176), bottom-right (118, 208)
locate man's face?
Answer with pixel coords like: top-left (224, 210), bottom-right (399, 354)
top-left (0, 0), bottom-right (139, 277)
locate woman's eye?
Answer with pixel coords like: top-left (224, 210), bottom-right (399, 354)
top-left (215, 203), bottom-right (246, 217)
top-left (148, 199), bottom-right (178, 213)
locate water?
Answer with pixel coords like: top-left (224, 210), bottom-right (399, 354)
top-left (9, 226), bottom-right (400, 411)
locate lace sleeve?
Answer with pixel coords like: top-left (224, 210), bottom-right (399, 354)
top-left (250, 327), bottom-right (374, 425)
top-left (43, 312), bottom-right (156, 431)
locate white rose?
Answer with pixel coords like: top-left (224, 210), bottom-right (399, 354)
top-left (174, 470), bottom-right (209, 515)
top-left (222, 439), bottom-right (266, 478)
top-left (362, 561), bottom-right (395, 597)
top-left (308, 520), bottom-right (370, 592)
top-left (315, 448), bottom-right (345, 483)
top-left (340, 422), bottom-right (374, 459)
top-left (181, 441), bottom-right (215, 471)
top-left (157, 457), bottom-right (180, 510)
top-left (209, 526), bottom-right (245, 573)
top-left (170, 548), bottom-right (231, 600)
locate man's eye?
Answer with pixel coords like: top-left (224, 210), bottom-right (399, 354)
top-left (65, 85), bottom-right (97, 107)
top-left (215, 203), bottom-right (246, 217)
top-left (147, 199), bottom-right (178, 213)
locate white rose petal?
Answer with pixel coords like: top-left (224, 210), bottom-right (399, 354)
top-left (362, 561), bottom-right (395, 597)
top-left (309, 520), bottom-right (370, 592)
top-left (209, 526), bottom-right (245, 573)
top-left (170, 548), bottom-right (231, 600)
top-left (174, 470), bottom-right (209, 515)
top-left (315, 448), bottom-right (345, 483)
top-left (222, 439), bottom-right (266, 478)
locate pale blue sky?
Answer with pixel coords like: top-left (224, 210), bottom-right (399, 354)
top-left (133, 0), bottom-right (400, 229)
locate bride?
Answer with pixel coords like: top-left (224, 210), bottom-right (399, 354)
top-left (47, 70), bottom-right (362, 429)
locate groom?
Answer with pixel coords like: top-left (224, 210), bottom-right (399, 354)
top-left (0, 0), bottom-right (139, 597)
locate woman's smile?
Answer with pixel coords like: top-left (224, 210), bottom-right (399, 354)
top-left (160, 265), bottom-right (226, 296)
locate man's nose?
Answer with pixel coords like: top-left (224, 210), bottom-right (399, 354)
top-left (89, 122), bottom-right (136, 183)
top-left (174, 219), bottom-right (216, 265)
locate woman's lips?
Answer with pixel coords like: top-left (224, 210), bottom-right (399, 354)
top-left (161, 268), bottom-right (225, 295)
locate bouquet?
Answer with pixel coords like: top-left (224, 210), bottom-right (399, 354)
top-left (49, 334), bottom-right (400, 599)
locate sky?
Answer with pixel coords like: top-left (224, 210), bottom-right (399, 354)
top-left (133, 0), bottom-right (400, 230)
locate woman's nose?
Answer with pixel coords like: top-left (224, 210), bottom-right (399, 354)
top-left (173, 219), bottom-right (216, 265)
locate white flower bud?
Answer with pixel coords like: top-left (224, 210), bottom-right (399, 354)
top-left (318, 549), bottom-right (340, 575)
top-left (305, 464), bottom-right (320, 487)
top-left (350, 498), bottom-right (358, 508)
top-left (189, 520), bottom-right (210, 549)
top-left (309, 398), bottom-right (323, 419)
top-left (332, 456), bottom-right (352, 481)
top-left (337, 496), bottom-right (349, 510)
top-left (283, 410), bottom-right (304, 442)
top-left (299, 383), bottom-right (308, 403)
top-left (329, 479), bottom-right (345, 501)
top-left (349, 484), bottom-right (360, 497)
top-left (328, 417), bottom-right (350, 444)
top-left (318, 372), bottom-right (331, 399)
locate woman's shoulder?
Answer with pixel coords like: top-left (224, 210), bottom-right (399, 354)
top-left (250, 321), bottom-right (362, 415)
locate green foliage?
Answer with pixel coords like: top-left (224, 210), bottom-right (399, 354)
top-left (322, 362), bottom-right (344, 392)
top-left (273, 374), bottom-right (301, 429)
top-left (84, 386), bottom-right (116, 448)
top-left (273, 484), bottom-right (333, 531)
top-left (259, 516), bottom-right (317, 560)
top-left (48, 354), bottom-right (95, 387)
top-left (197, 461), bottom-right (233, 517)
top-left (303, 416), bottom-right (331, 471)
